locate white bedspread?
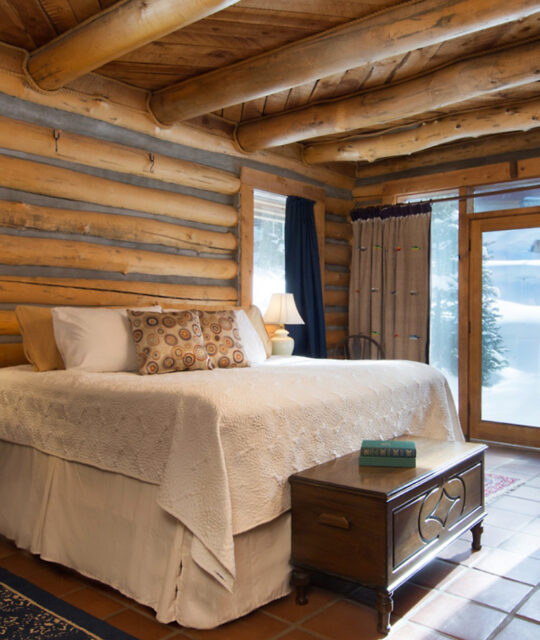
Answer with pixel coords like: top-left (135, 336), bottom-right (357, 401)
top-left (0, 357), bottom-right (461, 590)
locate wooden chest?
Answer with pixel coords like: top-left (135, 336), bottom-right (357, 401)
top-left (289, 437), bottom-right (486, 634)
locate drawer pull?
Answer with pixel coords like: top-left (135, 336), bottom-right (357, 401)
top-left (317, 513), bottom-right (350, 529)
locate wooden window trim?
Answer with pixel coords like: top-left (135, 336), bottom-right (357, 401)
top-left (239, 167), bottom-right (325, 307)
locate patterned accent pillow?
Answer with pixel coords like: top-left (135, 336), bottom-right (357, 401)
top-left (127, 309), bottom-right (212, 375)
top-left (198, 309), bottom-right (249, 369)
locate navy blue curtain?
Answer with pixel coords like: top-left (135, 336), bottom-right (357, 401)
top-left (284, 196), bottom-right (327, 358)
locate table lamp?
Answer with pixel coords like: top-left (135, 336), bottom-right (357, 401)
top-left (263, 293), bottom-right (305, 356)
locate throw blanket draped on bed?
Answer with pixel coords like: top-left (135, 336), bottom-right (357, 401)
top-left (0, 357), bottom-right (461, 590)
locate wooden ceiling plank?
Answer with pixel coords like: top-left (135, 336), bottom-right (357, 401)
top-left (262, 90), bottom-right (290, 116)
top-left (284, 81), bottom-right (316, 111)
top-left (236, 0), bottom-right (392, 20)
top-left (68, 0), bottom-right (102, 23)
top-left (304, 99), bottom-right (540, 163)
top-left (235, 39), bottom-right (540, 151)
top-left (5, 0), bottom-right (57, 47)
top-left (0, 6), bottom-right (37, 50)
top-left (26, 0), bottom-right (241, 90)
top-left (39, 0), bottom-right (78, 32)
top-left (149, 0), bottom-right (540, 124)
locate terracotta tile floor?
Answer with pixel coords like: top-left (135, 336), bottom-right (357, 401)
top-left (1, 444), bottom-right (539, 640)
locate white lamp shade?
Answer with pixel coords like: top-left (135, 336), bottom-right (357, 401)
top-left (263, 293), bottom-right (304, 325)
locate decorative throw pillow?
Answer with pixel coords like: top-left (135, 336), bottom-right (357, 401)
top-left (198, 309), bottom-right (249, 369)
top-left (51, 306), bottom-right (161, 372)
top-left (127, 309), bottom-right (212, 375)
top-left (234, 310), bottom-right (267, 364)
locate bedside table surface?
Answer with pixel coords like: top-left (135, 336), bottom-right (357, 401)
top-left (291, 437), bottom-right (487, 498)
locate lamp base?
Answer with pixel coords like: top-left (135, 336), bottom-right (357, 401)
top-left (271, 328), bottom-right (294, 356)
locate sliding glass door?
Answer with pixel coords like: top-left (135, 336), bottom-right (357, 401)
top-left (469, 211), bottom-right (540, 447)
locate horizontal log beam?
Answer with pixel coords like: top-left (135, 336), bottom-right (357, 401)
top-left (325, 270), bottom-right (350, 288)
top-left (326, 197), bottom-right (353, 217)
top-left (0, 310), bottom-right (19, 335)
top-left (0, 155), bottom-right (237, 228)
top-left (324, 290), bottom-right (348, 307)
top-left (355, 128), bottom-right (540, 180)
top-left (325, 243), bottom-right (351, 266)
top-left (236, 40), bottom-right (540, 151)
top-left (326, 220), bottom-right (352, 242)
top-left (0, 276), bottom-right (237, 306)
top-left (27, 0), bottom-right (240, 91)
top-left (0, 115), bottom-right (239, 195)
top-left (325, 311), bottom-right (348, 327)
top-left (304, 100), bottom-right (540, 163)
top-left (0, 343), bottom-right (26, 367)
top-left (326, 329), bottom-right (347, 350)
top-left (0, 234), bottom-right (238, 280)
top-left (0, 201), bottom-right (237, 254)
top-left (149, 0), bottom-right (540, 124)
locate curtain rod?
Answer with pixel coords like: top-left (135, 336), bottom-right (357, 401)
top-left (408, 182), bottom-right (540, 205)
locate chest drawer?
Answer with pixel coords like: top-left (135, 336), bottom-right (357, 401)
top-left (290, 483), bottom-right (388, 585)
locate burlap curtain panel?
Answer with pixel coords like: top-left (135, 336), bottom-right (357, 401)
top-left (349, 203), bottom-right (431, 362)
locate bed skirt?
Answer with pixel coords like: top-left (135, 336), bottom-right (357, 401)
top-left (0, 440), bottom-right (291, 629)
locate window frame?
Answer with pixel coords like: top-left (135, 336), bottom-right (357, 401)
top-left (239, 167), bottom-right (325, 307)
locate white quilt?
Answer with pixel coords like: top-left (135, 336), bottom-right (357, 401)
top-left (0, 357), bottom-right (461, 590)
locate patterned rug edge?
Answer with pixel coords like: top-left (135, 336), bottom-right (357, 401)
top-left (0, 567), bottom-right (137, 640)
top-left (484, 472), bottom-right (527, 504)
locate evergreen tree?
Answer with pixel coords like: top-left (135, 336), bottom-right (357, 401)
top-left (429, 202), bottom-right (506, 386)
top-left (481, 245), bottom-right (507, 386)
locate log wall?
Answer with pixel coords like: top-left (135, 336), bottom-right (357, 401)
top-left (0, 55), bottom-right (352, 366)
top-left (324, 197), bottom-right (353, 353)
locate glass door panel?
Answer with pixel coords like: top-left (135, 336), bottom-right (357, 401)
top-left (469, 213), bottom-right (540, 447)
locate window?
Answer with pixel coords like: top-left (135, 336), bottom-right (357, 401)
top-left (473, 178), bottom-right (540, 212)
top-left (252, 189), bottom-right (287, 314)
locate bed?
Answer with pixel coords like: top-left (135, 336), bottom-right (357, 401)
top-left (0, 309), bottom-right (462, 629)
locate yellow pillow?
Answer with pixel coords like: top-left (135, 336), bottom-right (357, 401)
top-left (15, 306), bottom-right (64, 372)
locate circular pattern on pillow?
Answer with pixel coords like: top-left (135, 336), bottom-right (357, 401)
top-left (127, 310), bottom-right (212, 375)
top-left (198, 310), bottom-right (248, 369)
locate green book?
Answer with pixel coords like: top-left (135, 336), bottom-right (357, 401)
top-left (358, 455), bottom-right (416, 468)
top-left (360, 440), bottom-right (416, 458)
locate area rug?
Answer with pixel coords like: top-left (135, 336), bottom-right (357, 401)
top-left (484, 472), bottom-right (525, 503)
top-left (0, 567), bottom-right (137, 639)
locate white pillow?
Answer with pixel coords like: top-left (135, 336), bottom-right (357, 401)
top-left (52, 306), bottom-right (161, 372)
top-left (234, 309), bottom-right (267, 364)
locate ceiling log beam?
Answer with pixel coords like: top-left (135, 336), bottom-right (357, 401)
top-left (26, 0), bottom-right (240, 91)
top-left (303, 100), bottom-right (540, 164)
top-left (235, 40), bottom-right (540, 152)
top-left (149, 0), bottom-right (540, 125)
top-left (355, 129), bottom-right (540, 180)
